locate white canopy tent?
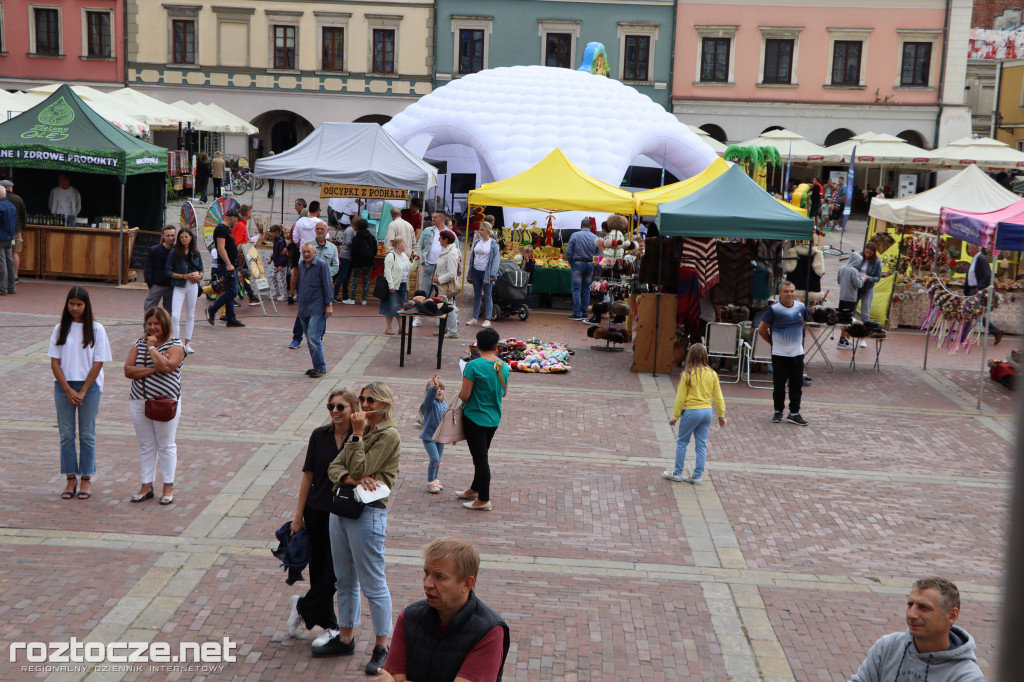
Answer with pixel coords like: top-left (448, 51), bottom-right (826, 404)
top-left (194, 102), bottom-right (257, 135)
top-left (254, 122), bottom-right (438, 189)
top-left (106, 88), bottom-right (197, 129)
top-left (869, 165), bottom-right (1018, 227)
top-left (826, 132), bottom-right (934, 166)
top-left (929, 136), bottom-right (1024, 171)
top-left (739, 128), bottom-right (828, 164)
top-left (20, 85), bottom-right (150, 138)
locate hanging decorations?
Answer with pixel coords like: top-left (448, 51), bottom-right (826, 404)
top-left (920, 278), bottom-right (999, 353)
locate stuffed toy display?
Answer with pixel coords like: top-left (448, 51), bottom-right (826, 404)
top-left (401, 292), bottom-right (453, 316)
top-left (478, 337), bottom-right (573, 373)
top-left (784, 242), bottom-right (825, 302)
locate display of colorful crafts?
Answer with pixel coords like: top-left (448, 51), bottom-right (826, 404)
top-left (920, 277), bottom-right (999, 354)
top-left (500, 337), bottom-right (573, 373)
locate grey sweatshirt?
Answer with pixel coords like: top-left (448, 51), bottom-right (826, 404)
top-left (850, 626), bottom-right (985, 682)
top-left (837, 252), bottom-right (864, 304)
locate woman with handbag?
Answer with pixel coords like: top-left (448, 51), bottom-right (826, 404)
top-left (379, 236), bottom-right (411, 335)
top-left (165, 227), bottom-right (203, 355)
top-left (466, 224), bottom-right (500, 328)
top-left (320, 382), bottom-right (401, 676)
top-left (124, 307), bottom-right (186, 506)
top-left (456, 328), bottom-right (510, 512)
top-left (431, 229), bottom-right (461, 339)
top-left (285, 387), bottom-right (360, 647)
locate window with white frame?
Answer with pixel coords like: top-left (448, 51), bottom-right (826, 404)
top-left (264, 10), bottom-right (300, 71)
top-left (315, 12), bottom-right (349, 73)
top-left (695, 25), bottom-right (737, 84)
top-left (165, 5), bottom-right (200, 65)
top-left (618, 22), bottom-right (658, 83)
top-left (758, 26), bottom-right (801, 85)
top-left (366, 14), bottom-right (401, 74)
top-left (29, 4), bottom-right (62, 56)
top-left (826, 28), bottom-right (871, 87)
top-left (82, 8), bottom-right (113, 58)
top-left (538, 20), bottom-right (579, 69)
top-left (896, 29), bottom-right (940, 89)
top-left (451, 16), bottom-right (492, 75)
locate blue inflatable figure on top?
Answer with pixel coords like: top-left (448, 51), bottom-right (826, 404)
top-left (577, 42), bottom-right (610, 77)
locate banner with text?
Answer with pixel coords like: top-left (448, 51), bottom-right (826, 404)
top-left (320, 184), bottom-right (408, 201)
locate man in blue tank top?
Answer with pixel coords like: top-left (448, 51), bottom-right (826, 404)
top-left (757, 281), bottom-right (810, 426)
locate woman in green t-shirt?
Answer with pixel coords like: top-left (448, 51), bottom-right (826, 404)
top-left (455, 328), bottom-right (509, 512)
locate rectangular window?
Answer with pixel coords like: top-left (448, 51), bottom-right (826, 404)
top-left (172, 19), bottom-right (195, 64)
top-left (322, 26), bottom-right (344, 71)
top-left (901, 42), bottom-right (931, 86)
top-left (700, 37), bottom-right (729, 82)
top-left (86, 10), bottom-right (111, 57)
top-left (372, 28), bottom-right (395, 73)
top-left (274, 25), bottom-right (296, 69)
top-left (34, 7), bottom-right (60, 55)
top-left (458, 28), bottom-right (484, 74)
top-left (763, 38), bottom-right (793, 84)
top-left (624, 35), bottom-right (650, 81)
top-left (545, 32), bottom-right (571, 68)
top-left (832, 40), bottom-right (861, 85)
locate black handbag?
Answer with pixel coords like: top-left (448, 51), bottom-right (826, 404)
top-left (330, 485), bottom-right (364, 519)
top-left (372, 274), bottom-right (390, 300)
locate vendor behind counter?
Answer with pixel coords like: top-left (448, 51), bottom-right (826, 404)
top-left (12, 167), bottom-right (165, 230)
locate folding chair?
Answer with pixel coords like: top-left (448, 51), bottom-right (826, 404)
top-left (704, 323), bottom-right (742, 383)
top-left (741, 334), bottom-right (774, 389)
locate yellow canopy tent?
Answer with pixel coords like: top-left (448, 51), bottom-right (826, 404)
top-left (634, 157), bottom-right (729, 216)
top-left (466, 148), bottom-right (635, 214)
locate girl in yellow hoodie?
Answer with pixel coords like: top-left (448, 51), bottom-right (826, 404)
top-left (664, 343), bottom-right (726, 485)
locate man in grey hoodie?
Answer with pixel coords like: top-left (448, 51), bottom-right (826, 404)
top-left (850, 577), bottom-right (985, 681)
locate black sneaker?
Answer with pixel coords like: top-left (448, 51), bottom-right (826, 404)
top-left (786, 413), bottom-right (808, 426)
top-left (311, 634), bottom-right (355, 658)
top-left (226, 320), bottom-right (246, 327)
top-left (365, 645), bottom-right (388, 675)
top-left (772, 411), bottom-right (783, 423)
top-left (206, 307), bottom-right (216, 326)
top-left (568, 315), bottom-right (585, 321)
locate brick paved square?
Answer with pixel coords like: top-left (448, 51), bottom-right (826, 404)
top-left (760, 586), bottom-right (1000, 681)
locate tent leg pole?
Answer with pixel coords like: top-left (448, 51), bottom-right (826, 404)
top-left (884, 223), bottom-right (905, 338)
top-left (652, 237), bottom-right (662, 378)
top-left (978, 287), bottom-right (993, 410)
top-left (117, 182), bottom-right (125, 286)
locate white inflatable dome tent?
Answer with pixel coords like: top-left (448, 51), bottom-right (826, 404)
top-left (384, 65), bottom-right (718, 226)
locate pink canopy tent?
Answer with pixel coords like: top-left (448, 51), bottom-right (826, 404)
top-left (939, 200), bottom-right (1024, 251)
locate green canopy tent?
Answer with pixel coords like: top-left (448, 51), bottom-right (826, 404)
top-left (0, 84), bottom-right (168, 283)
top-left (655, 164), bottom-right (814, 240)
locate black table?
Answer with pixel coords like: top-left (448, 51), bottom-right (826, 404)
top-left (398, 312), bottom-right (451, 369)
top-left (848, 336), bottom-right (885, 372)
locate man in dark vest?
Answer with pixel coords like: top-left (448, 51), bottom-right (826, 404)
top-left (377, 537), bottom-right (510, 682)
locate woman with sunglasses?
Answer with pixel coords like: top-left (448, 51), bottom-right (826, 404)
top-left (320, 382), bottom-right (401, 676)
top-left (284, 387), bottom-right (360, 647)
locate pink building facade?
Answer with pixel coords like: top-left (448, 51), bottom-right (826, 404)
top-left (672, 0), bottom-right (973, 149)
top-left (0, 0), bottom-right (124, 90)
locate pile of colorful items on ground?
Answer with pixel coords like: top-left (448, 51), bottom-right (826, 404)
top-left (468, 337), bottom-right (573, 373)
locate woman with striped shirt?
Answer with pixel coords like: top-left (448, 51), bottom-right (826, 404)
top-left (124, 307), bottom-right (186, 505)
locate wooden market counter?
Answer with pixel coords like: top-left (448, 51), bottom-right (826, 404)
top-left (18, 224), bottom-right (138, 282)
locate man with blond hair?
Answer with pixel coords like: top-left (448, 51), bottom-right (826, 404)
top-left (850, 577), bottom-right (984, 681)
top-left (377, 537), bottom-right (510, 682)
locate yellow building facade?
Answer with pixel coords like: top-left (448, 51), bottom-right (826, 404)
top-left (127, 0), bottom-right (434, 155)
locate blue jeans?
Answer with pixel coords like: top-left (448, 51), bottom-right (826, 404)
top-left (292, 314), bottom-right (304, 344)
top-left (571, 261), bottom-right (594, 317)
top-left (209, 267), bottom-right (238, 322)
top-left (857, 285), bottom-right (874, 323)
top-left (334, 257), bottom-right (352, 299)
top-left (329, 507), bottom-right (392, 636)
top-left (54, 381), bottom-right (101, 477)
top-left (423, 440), bottom-right (445, 482)
top-left (300, 313), bottom-right (327, 372)
top-left (673, 408), bottom-right (712, 479)
top-left (469, 268), bottom-right (493, 320)
top-left (418, 262), bottom-right (436, 295)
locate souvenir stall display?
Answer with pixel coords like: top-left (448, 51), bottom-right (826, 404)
top-left (168, 150), bottom-right (192, 196)
top-left (466, 337), bottom-right (573, 373)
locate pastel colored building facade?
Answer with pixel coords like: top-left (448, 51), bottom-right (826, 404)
top-left (126, 0), bottom-right (434, 155)
top-left (433, 0), bottom-right (675, 109)
top-left (0, 0), bottom-right (124, 90)
top-left (992, 60), bottom-right (1024, 148)
top-left (671, 0), bottom-right (973, 149)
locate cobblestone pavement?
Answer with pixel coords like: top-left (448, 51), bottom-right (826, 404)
top-left (0, 221), bottom-right (1017, 680)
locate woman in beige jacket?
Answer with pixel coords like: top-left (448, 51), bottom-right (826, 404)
top-left (379, 237), bottom-right (412, 335)
top-left (431, 229), bottom-right (461, 339)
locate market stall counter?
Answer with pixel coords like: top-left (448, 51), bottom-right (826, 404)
top-left (22, 222), bottom-right (137, 281)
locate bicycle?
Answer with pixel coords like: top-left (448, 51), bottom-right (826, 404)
top-left (231, 169), bottom-right (264, 194)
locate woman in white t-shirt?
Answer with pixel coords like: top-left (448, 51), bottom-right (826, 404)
top-left (48, 286), bottom-right (113, 500)
top-left (466, 224), bottom-right (500, 327)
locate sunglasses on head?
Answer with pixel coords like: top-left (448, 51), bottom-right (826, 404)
top-left (327, 402), bottom-right (348, 412)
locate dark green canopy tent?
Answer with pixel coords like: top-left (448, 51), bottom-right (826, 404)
top-left (0, 84), bottom-right (169, 282)
top-left (655, 164), bottom-right (813, 240)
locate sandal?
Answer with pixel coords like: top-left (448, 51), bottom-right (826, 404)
top-left (384, 329), bottom-right (395, 335)
top-left (159, 484), bottom-right (174, 506)
top-left (61, 475), bottom-right (77, 500)
top-left (77, 476), bottom-right (91, 500)
top-left (131, 484), bottom-right (154, 503)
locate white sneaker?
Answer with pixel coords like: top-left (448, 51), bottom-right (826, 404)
top-left (426, 480), bottom-right (442, 494)
top-left (248, 300), bottom-right (261, 306)
top-left (859, 340), bottom-right (868, 348)
top-left (361, 300), bottom-right (367, 306)
top-left (662, 471), bottom-right (683, 482)
top-left (286, 595), bottom-right (303, 637)
top-left (341, 299), bottom-right (355, 305)
top-left (481, 320), bottom-right (492, 328)
top-left (444, 332), bottom-right (459, 339)
top-left (465, 319), bottom-right (477, 326)
top-left (412, 318), bottom-right (423, 327)
top-left (311, 628), bottom-right (337, 647)
top-left (184, 343), bottom-right (195, 355)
